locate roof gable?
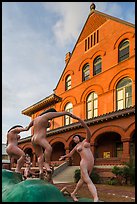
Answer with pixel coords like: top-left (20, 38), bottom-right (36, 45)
top-left (77, 12), bottom-right (107, 43)
top-left (78, 7), bottom-right (134, 44)
top-left (54, 6), bottom-right (134, 91)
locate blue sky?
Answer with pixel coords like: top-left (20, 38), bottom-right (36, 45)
top-left (2, 2), bottom-right (135, 143)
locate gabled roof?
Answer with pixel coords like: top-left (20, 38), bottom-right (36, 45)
top-left (78, 8), bottom-right (134, 44)
top-left (77, 11), bottom-right (107, 44)
top-left (54, 3), bottom-right (134, 91)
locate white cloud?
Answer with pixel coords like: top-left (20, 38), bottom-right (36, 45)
top-left (42, 2), bottom-right (90, 47)
top-left (42, 2), bottom-right (135, 47)
top-left (2, 2), bottom-right (135, 144)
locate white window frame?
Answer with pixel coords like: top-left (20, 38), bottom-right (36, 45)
top-left (86, 92), bottom-right (98, 119)
top-left (64, 102), bottom-right (73, 125)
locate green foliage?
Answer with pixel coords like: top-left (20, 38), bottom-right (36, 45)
top-left (107, 178), bottom-right (118, 185)
top-left (90, 169), bottom-right (101, 184)
top-left (74, 168), bottom-right (100, 184)
top-left (74, 169), bottom-right (81, 183)
top-left (123, 159), bottom-right (135, 185)
top-left (111, 159), bottom-right (135, 185)
top-left (112, 166), bottom-right (123, 176)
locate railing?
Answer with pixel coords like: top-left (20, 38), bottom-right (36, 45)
top-left (95, 157), bottom-right (123, 166)
top-left (51, 160), bottom-right (65, 167)
top-left (52, 161), bottom-right (69, 177)
top-left (30, 160), bottom-right (64, 168)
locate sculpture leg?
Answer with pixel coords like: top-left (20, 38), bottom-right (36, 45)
top-left (70, 178), bottom-right (84, 201)
top-left (81, 167), bottom-right (99, 202)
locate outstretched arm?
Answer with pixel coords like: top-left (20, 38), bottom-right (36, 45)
top-left (42, 111), bottom-right (71, 120)
top-left (13, 126), bottom-right (31, 133)
top-left (79, 118), bottom-right (92, 142)
top-left (59, 146), bottom-right (76, 161)
top-left (12, 121), bottom-right (34, 134)
top-left (67, 113), bottom-right (92, 142)
top-left (25, 120), bottom-right (34, 131)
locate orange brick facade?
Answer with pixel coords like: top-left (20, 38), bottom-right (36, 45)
top-left (18, 5), bottom-right (135, 179)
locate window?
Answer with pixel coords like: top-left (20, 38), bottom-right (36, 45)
top-left (88, 37), bottom-right (90, 49)
top-left (97, 30), bottom-right (99, 43)
top-left (90, 35), bottom-right (93, 47)
top-left (86, 92), bottom-right (98, 119)
top-left (65, 75), bottom-right (71, 91)
top-left (93, 56), bottom-right (102, 76)
top-left (116, 142), bottom-right (123, 158)
top-left (93, 32), bottom-right (96, 45)
top-left (64, 102), bottom-right (73, 125)
top-left (84, 30), bottom-right (99, 51)
top-left (82, 64), bottom-right (90, 81)
top-left (118, 39), bottom-right (129, 62)
top-left (85, 39), bottom-right (87, 51)
top-left (116, 77), bottom-right (132, 110)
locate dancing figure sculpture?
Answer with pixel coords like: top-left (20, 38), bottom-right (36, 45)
top-left (59, 113), bottom-right (99, 202)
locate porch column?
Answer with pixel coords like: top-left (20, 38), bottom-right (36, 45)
top-left (121, 138), bottom-right (130, 162)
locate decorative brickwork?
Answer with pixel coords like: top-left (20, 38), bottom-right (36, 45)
top-left (19, 5), bottom-right (135, 179)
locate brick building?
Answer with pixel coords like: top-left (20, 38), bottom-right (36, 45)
top-left (18, 3), bottom-right (135, 178)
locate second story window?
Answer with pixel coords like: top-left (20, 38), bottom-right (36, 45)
top-left (86, 92), bottom-right (98, 119)
top-left (64, 102), bottom-right (73, 125)
top-left (93, 56), bottom-right (102, 76)
top-left (116, 77), bottom-right (132, 110)
top-left (65, 75), bottom-right (71, 91)
top-left (82, 63), bottom-right (90, 81)
top-left (118, 39), bottom-right (129, 63)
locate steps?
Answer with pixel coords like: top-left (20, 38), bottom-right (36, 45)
top-left (53, 166), bottom-right (79, 184)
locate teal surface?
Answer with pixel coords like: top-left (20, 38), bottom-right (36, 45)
top-left (2, 169), bottom-right (93, 202)
top-left (2, 169), bottom-right (67, 202)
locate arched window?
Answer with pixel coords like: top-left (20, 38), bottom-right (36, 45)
top-left (64, 102), bottom-right (73, 125)
top-left (118, 39), bottom-right (129, 62)
top-left (86, 92), bottom-right (98, 119)
top-left (93, 56), bottom-right (102, 76)
top-left (116, 77), bottom-right (132, 110)
top-left (82, 63), bottom-right (90, 81)
top-left (65, 75), bottom-right (71, 91)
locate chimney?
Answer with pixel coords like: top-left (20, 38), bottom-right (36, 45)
top-left (65, 52), bottom-right (71, 64)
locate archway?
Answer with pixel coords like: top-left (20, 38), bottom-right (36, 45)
top-left (24, 148), bottom-right (33, 164)
top-left (69, 140), bottom-right (81, 166)
top-left (95, 132), bottom-right (122, 159)
top-left (51, 142), bottom-right (65, 162)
